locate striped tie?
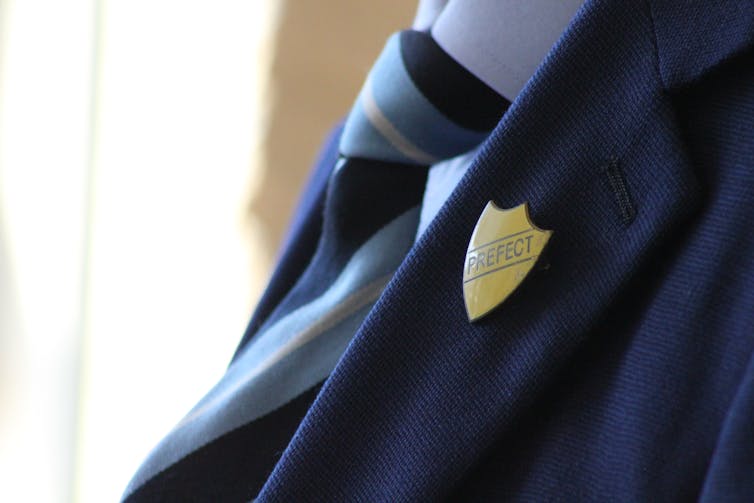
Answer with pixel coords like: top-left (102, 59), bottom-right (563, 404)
top-left (123, 29), bottom-right (509, 502)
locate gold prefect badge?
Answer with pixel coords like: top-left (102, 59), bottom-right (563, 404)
top-left (463, 201), bottom-right (552, 322)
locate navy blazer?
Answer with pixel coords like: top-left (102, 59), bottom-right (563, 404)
top-left (237, 0), bottom-right (754, 500)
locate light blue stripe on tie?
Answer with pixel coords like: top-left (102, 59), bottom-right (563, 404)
top-left (369, 34), bottom-right (487, 159)
top-left (124, 207), bottom-right (420, 497)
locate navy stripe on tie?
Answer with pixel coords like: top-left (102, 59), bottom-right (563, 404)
top-left (400, 30), bottom-right (510, 132)
top-left (123, 384), bottom-right (324, 502)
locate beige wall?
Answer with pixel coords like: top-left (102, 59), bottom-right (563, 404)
top-left (251, 0), bottom-right (416, 253)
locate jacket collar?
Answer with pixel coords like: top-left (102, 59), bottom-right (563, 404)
top-left (650, 0), bottom-right (754, 90)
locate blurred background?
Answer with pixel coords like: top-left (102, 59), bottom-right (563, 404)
top-left (0, 1), bottom-right (414, 501)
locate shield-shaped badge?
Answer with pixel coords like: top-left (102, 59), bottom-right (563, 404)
top-left (463, 201), bottom-right (552, 321)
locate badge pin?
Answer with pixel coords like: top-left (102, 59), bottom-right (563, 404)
top-left (463, 201), bottom-right (552, 322)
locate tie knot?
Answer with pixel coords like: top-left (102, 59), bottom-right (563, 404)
top-left (339, 30), bottom-right (509, 166)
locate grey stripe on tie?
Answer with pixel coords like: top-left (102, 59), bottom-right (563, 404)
top-left (177, 273), bottom-right (391, 428)
top-left (361, 77), bottom-right (439, 165)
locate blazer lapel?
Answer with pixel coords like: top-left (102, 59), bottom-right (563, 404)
top-left (258, 0), bottom-right (706, 499)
